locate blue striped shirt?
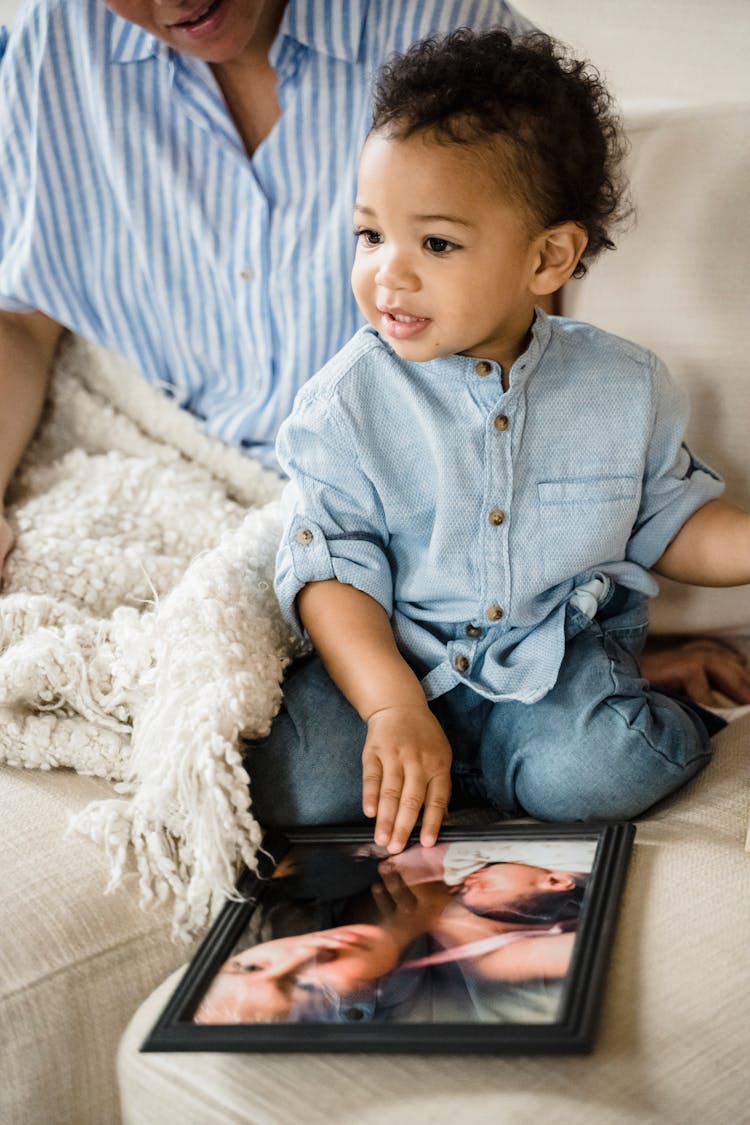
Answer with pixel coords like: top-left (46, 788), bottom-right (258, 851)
top-left (0, 0), bottom-right (533, 468)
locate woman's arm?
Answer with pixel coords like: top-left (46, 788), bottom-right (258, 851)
top-left (297, 579), bottom-right (452, 853)
top-left (0, 310), bottom-right (63, 578)
top-left (472, 930), bottom-right (576, 983)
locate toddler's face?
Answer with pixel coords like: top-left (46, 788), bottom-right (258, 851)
top-left (351, 131), bottom-right (541, 372)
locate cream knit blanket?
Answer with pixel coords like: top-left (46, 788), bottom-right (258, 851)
top-left (1, 336), bottom-right (305, 939)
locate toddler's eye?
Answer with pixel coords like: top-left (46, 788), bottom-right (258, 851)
top-left (425, 237), bottom-right (456, 254)
top-left (355, 228), bottom-right (383, 246)
top-left (422, 238), bottom-right (452, 254)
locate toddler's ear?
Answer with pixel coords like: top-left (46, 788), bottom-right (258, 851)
top-left (529, 222), bottom-right (588, 296)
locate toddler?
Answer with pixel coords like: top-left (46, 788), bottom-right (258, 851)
top-left (247, 30), bottom-right (750, 852)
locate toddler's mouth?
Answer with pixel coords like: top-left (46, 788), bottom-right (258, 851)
top-left (386, 311), bottom-right (427, 324)
top-left (380, 308), bottom-right (432, 341)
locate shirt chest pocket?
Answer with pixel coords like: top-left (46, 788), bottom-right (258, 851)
top-left (536, 476), bottom-right (640, 587)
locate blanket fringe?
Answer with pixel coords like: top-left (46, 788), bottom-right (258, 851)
top-left (1, 338), bottom-right (302, 939)
top-left (70, 505), bottom-right (299, 938)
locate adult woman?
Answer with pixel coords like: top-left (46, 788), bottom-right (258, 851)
top-left (0, 0), bottom-right (531, 542)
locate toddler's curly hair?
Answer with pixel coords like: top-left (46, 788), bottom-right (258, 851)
top-left (370, 29), bottom-right (632, 277)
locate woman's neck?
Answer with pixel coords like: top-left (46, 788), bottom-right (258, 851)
top-left (210, 0), bottom-right (286, 156)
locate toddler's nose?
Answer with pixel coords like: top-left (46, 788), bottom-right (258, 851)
top-left (374, 247), bottom-right (418, 291)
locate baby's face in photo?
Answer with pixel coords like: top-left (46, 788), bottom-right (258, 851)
top-left (458, 863), bottom-right (577, 914)
top-left (351, 130), bottom-right (541, 372)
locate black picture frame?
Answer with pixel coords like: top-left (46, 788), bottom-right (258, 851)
top-left (142, 821), bottom-right (634, 1055)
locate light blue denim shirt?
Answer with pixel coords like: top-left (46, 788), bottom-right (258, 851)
top-left (275, 312), bottom-right (723, 703)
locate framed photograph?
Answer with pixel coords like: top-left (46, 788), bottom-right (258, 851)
top-left (142, 821), bottom-right (634, 1055)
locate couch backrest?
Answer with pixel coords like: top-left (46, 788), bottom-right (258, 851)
top-left (561, 104), bottom-right (750, 639)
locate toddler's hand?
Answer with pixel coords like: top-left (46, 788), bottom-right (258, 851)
top-left (361, 704), bottom-right (452, 854)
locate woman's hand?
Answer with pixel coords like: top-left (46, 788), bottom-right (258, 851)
top-left (641, 636), bottom-right (750, 708)
top-left (362, 703), bottom-right (452, 854)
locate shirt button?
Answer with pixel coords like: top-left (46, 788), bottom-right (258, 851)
top-left (488, 508), bottom-right (505, 526)
top-left (486, 605), bottom-right (504, 622)
top-left (295, 528), bottom-right (314, 545)
top-left (474, 360), bottom-right (492, 377)
top-left (239, 268), bottom-right (255, 281)
top-left (494, 414), bottom-right (509, 431)
top-left (465, 624), bottom-right (482, 638)
top-left (453, 654), bottom-right (470, 673)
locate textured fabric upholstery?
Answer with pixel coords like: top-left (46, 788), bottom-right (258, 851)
top-left (0, 768), bottom-right (198, 1125)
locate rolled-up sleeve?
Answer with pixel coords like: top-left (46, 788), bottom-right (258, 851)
top-left (274, 390), bottom-right (393, 637)
top-left (627, 356), bottom-right (724, 568)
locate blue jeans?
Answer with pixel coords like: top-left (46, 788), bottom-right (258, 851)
top-left (245, 589), bottom-right (713, 826)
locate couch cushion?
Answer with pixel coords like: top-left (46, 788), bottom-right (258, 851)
top-left (0, 767), bottom-right (199, 1125)
top-left (562, 104), bottom-right (750, 641)
top-left (117, 713), bottom-right (750, 1125)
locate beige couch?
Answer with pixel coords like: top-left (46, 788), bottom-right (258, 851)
top-left (1, 36), bottom-right (749, 1125)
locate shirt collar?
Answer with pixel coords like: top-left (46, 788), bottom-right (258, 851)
top-left (405, 308), bottom-right (553, 388)
top-left (109, 16), bottom-right (162, 64)
top-left (513, 306), bottom-right (553, 382)
top-left (109, 0), bottom-right (369, 65)
top-left (273, 0), bottom-right (368, 64)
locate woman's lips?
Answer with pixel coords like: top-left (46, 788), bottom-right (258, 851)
top-left (379, 309), bottom-right (432, 341)
top-left (168, 0), bottom-right (228, 40)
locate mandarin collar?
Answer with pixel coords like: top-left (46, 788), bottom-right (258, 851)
top-left (375, 308), bottom-right (553, 388)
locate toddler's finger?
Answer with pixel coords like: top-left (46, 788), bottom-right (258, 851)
top-left (418, 773), bottom-right (451, 848)
top-left (373, 765), bottom-right (404, 846)
top-left (361, 752), bottom-right (383, 819)
top-left (386, 781), bottom-right (426, 854)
